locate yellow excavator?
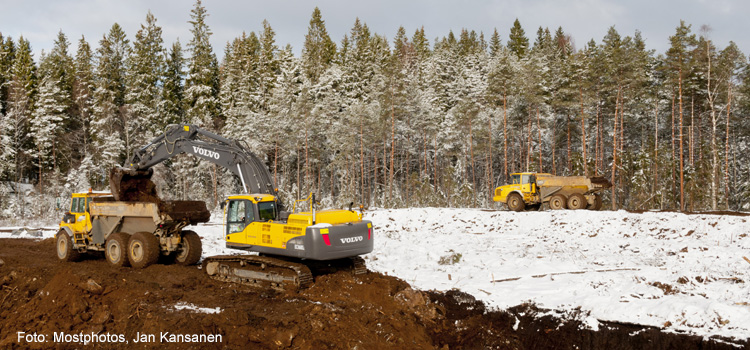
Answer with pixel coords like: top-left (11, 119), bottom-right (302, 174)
top-left (60, 124), bottom-right (373, 291)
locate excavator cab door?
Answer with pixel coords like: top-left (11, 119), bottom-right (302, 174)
top-left (226, 199), bottom-right (254, 244)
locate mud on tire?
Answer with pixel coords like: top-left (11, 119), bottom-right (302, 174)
top-left (549, 194), bottom-right (567, 210)
top-left (567, 193), bottom-right (587, 210)
top-left (56, 231), bottom-right (82, 262)
top-left (174, 230), bottom-right (202, 266)
top-left (128, 231), bottom-right (160, 269)
top-left (507, 193), bottom-right (525, 212)
top-left (105, 232), bottom-right (131, 267)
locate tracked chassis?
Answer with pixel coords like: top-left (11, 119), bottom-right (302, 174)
top-left (203, 255), bottom-right (366, 291)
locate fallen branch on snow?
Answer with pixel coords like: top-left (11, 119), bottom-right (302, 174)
top-left (491, 267), bottom-right (641, 283)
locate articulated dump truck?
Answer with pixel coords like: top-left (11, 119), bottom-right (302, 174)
top-left (56, 169), bottom-right (210, 269)
top-left (493, 172), bottom-right (612, 212)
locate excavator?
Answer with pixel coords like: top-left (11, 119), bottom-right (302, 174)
top-left (110, 123), bottom-right (374, 291)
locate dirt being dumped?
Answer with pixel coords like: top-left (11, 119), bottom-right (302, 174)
top-left (0, 238), bottom-right (745, 350)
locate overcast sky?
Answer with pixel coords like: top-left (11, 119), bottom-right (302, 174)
top-left (1, 0), bottom-right (748, 61)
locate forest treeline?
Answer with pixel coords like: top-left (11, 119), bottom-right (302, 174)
top-left (1, 0), bottom-right (749, 221)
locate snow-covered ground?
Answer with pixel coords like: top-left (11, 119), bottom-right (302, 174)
top-left (362, 208), bottom-right (750, 341)
top-left (3, 208), bottom-right (749, 340)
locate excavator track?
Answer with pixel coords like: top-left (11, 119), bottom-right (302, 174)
top-left (203, 255), bottom-right (313, 292)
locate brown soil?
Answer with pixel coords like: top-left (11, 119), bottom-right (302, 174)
top-left (0, 238), bottom-right (746, 350)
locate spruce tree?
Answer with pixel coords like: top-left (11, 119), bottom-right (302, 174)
top-left (161, 41), bottom-right (185, 127)
top-left (126, 11), bottom-right (165, 154)
top-left (489, 29), bottom-right (502, 57)
top-left (1, 37), bottom-right (36, 181)
top-left (185, 0), bottom-right (220, 129)
top-left (302, 7), bottom-right (336, 84)
top-left (508, 18), bottom-right (529, 58)
top-left (91, 23), bottom-right (129, 172)
top-left (0, 34), bottom-right (16, 116)
top-left (32, 52), bottom-right (69, 185)
top-left (69, 36), bottom-right (96, 188)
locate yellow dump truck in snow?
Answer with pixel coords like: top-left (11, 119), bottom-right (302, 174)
top-left (493, 172), bottom-right (612, 212)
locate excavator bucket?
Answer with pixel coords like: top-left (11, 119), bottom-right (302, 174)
top-left (109, 167), bottom-right (158, 202)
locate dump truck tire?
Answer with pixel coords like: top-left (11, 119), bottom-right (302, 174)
top-left (549, 194), bottom-right (567, 210)
top-left (56, 231), bottom-right (81, 262)
top-left (507, 193), bottom-right (525, 212)
top-left (128, 232), bottom-right (160, 269)
top-left (568, 193), bottom-right (587, 210)
top-left (175, 230), bottom-right (202, 266)
top-left (591, 194), bottom-right (603, 210)
top-left (105, 232), bottom-right (130, 267)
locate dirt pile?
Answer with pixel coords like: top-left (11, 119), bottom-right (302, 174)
top-left (0, 238), bottom-right (745, 350)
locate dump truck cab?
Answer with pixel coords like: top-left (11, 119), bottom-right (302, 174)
top-left (59, 190), bottom-right (113, 241)
top-left (493, 172), bottom-right (544, 205)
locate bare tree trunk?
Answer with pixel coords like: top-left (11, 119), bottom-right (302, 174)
top-left (469, 117), bottom-right (476, 198)
top-left (679, 69), bottom-right (685, 211)
top-left (537, 107), bottom-right (542, 172)
top-left (526, 114), bottom-right (532, 171)
top-left (297, 147), bottom-right (301, 199)
top-left (580, 88), bottom-right (587, 176)
top-left (594, 102), bottom-right (604, 175)
top-left (566, 118), bottom-right (571, 173)
top-left (706, 39), bottom-right (718, 210)
top-left (389, 81), bottom-right (395, 203)
top-left (611, 86), bottom-right (621, 210)
top-left (552, 118), bottom-right (556, 175)
top-left (725, 84), bottom-right (732, 209)
top-left (360, 119), bottom-right (364, 203)
top-left (671, 95), bottom-right (676, 208)
top-left (305, 112), bottom-right (309, 196)
top-left (690, 96), bottom-right (694, 166)
top-left (654, 99), bottom-right (659, 195)
top-left (274, 141), bottom-right (279, 189)
top-left (503, 91), bottom-right (508, 182)
top-left (489, 109), bottom-right (494, 199)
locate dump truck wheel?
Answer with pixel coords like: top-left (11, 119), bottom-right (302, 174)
top-left (591, 194), bottom-right (603, 210)
top-left (56, 231), bottom-right (81, 262)
top-left (507, 193), bottom-right (525, 212)
top-left (175, 230), bottom-right (202, 266)
top-left (549, 194), bottom-right (567, 210)
top-left (568, 193), bottom-right (587, 210)
top-left (105, 232), bottom-right (130, 267)
top-left (128, 232), bottom-right (160, 269)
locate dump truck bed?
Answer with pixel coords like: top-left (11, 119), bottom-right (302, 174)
top-left (87, 199), bottom-right (210, 245)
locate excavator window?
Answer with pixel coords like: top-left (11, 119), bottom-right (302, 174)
top-left (257, 201), bottom-right (276, 221)
top-left (70, 198), bottom-right (80, 213)
top-left (227, 200), bottom-right (252, 233)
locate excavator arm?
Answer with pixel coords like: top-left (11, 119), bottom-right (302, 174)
top-left (111, 124), bottom-right (276, 200)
